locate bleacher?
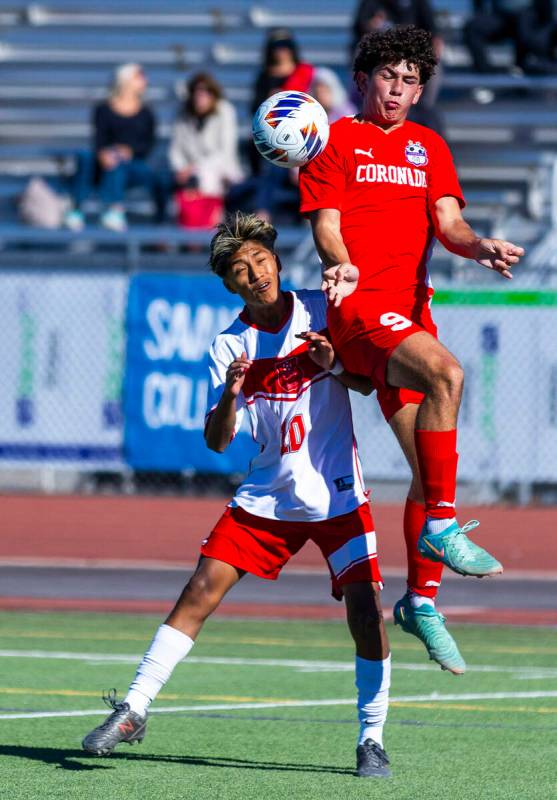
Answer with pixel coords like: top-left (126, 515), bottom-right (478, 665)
top-left (1, 0), bottom-right (556, 276)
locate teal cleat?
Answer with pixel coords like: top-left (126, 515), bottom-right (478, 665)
top-left (417, 520), bottom-right (503, 577)
top-left (393, 593), bottom-right (466, 675)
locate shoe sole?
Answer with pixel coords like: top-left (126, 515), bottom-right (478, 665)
top-left (82, 728), bottom-right (146, 756)
top-left (394, 611), bottom-right (466, 675)
top-left (356, 768), bottom-right (391, 778)
top-left (417, 545), bottom-right (504, 578)
top-left (447, 564), bottom-right (504, 578)
top-left (439, 661), bottom-right (465, 675)
top-left (83, 737), bottom-right (144, 756)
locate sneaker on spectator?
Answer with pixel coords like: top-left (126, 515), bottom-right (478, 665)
top-left (101, 208), bottom-right (127, 233)
top-left (471, 87), bottom-right (495, 105)
top-left (64, 209), bottom-right (85, 232)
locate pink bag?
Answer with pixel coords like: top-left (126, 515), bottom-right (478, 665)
top-left (175, 190), bottom-right (224, 229)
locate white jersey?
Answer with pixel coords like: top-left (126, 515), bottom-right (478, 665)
top-left (206, 290), bottom-right (367, 522)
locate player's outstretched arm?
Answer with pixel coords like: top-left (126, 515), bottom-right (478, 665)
top-left (297, 331), bottom-right (374, 396)
top-left (432, 196), bottom-right (524, 280)
top-left (309, 209), bottom-right (360, 305)
top-left (309, 209), bottom-right (352, 267)
top-left (205, 351), bottom-right (252, 453)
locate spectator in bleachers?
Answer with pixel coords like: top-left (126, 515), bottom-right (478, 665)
top-left (517, 0), bottom-right (557, 73)
top-left (352, 0), bottom-right (439, 49)
top-left (251, 28), bottom-right (315, 116)
top-left (310, 67), bottom-right (356, 123)
top-left (244, 28), bottom-right (315, 222)
top-left (65, 63), bottom-right (165, 233)
top-left (169, 73), bottom-right (243, 229)
top-left (350, 2), bottom-right (445, 133)
top-left (463, 1), bottom-right (531, 74)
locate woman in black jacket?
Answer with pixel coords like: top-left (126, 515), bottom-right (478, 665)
top-left (66, 63), bottom-right (165, 232)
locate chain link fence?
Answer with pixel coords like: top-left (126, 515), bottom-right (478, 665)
top-left (1, 258), bottom-right (556, 505)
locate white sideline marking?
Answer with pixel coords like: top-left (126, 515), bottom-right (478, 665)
top-left (1, 691), bottom-right (557, 721)
top-left (1, 650), bottom-right (557, 679)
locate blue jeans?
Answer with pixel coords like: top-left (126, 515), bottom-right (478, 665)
top-left (227, 162), bottom-right (294, 217)
top-left (71, 150), bottom-right (168, 222)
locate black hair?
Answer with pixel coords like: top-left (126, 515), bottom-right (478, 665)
top-left (183, 72), bottom-right (223, 117)
top-left (353, 25), bottom-right (437, 86)
top-left (263, 27), bottom-right (300, 68)
top-left (209, 212), bottom-right (278, 278)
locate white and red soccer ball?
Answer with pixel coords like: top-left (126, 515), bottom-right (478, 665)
top-left (252, 90), bottom-right (330, 169)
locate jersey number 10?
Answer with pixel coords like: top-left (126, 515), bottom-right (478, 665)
top-left (281, 414), bottom-right (306, 455)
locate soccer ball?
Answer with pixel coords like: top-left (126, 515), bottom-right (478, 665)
top-left (252, 90), bottom-right (330, 169)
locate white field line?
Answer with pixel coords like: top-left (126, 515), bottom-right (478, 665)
top-left (2, 691), bottom-right (557, 722)
top-left (1, 650), bottom-right (557, 679)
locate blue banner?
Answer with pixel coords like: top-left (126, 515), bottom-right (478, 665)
top-left (124, 273), bottom-right (258, 472)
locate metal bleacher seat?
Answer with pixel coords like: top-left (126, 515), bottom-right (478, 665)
top-left (0, 0), bottom-right (555, 265)
top-left (249, 3), bottom-right (350, 29)
top-left (24, 1), bottom-right (247, 29)
top-left (0, 41), bottom-right (206, 67)
top-left (0, 220), bottom-right (308, 271)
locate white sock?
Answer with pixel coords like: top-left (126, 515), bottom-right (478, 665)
top-left (426, 516), bottom-right (456, 535)
top-left (124, 624), bottom-right (194, 716)
top-left (409, 593), bottom-right (435, 609)
top-left (355, 654), bottom-right (391, 747)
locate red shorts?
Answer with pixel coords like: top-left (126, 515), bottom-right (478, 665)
top-left (328, 290), bottom-right (438, 422)
top-left (201, 502), bottom-right (382, 600)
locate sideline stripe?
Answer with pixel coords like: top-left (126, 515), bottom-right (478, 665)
top-left (390, 702), bottom-right (557, 714)
top-left (1, 692), bottom-right (557, 721)
top-left (0, 688), bottom-right (290, 702)
top-left (2, 630), bottom-right (557, 656)
top-left (1, 687), bottom-right (557, 713)
top-left (1, 650), bottom-right (557, 678)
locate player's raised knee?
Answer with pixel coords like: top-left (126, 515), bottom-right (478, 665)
top-left (426, 354), bottom-right (463, 400)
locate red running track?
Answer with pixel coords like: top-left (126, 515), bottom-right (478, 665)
top-left (0, 495), bottom-right (554, 574)
top-left (0, 496), bottom-right (555, 624)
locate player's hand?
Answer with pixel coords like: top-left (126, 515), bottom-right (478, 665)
top-left (296, 331), bottom-right (335, 371)
top-left (475, 238), bottom-right (524, 280)
top-left (115, 144), bottom-right (133, 161)
top-left (321, 263), bottom-right (359, 307)
top-left (224, 351), bottom-right (252, 397)
top-left (98, 148), bottom-right (119, 170)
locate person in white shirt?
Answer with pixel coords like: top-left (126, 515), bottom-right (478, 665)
top-left (169, 72), bottom-right (243, 199)
top-left (82, 213), bottom-right (392, 779)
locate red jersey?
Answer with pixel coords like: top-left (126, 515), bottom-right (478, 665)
top-left (299, 117), bottom-right (465, 298)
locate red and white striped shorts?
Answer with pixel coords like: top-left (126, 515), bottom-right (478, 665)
top-left (201, 502), bottom-right (383, 600)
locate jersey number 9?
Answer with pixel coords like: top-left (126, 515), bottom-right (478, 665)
top-left (380, 312), bottom-right (412, 332)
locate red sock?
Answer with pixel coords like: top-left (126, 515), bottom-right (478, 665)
top-left (414, 429), bottom-right (458, 520)
top-left (404, 497), bottom-right (443, 599)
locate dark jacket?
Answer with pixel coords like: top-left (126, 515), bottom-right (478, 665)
top-left (93, 102), bottom-right (155, 159)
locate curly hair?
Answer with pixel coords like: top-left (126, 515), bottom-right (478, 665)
top-left (209, 212), bottom-right (278, 277)
top-left (353, 25), bottom-right (437, 86)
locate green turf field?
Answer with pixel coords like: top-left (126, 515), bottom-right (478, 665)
top-left (0, 612), bottom-right (556, 799)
